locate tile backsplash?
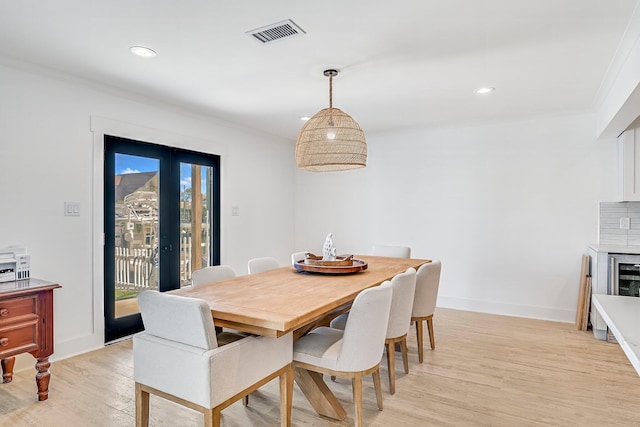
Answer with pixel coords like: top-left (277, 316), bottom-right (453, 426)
top-left (599, 202), bottom-right (640, 246)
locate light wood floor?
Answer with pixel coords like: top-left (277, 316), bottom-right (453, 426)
top-left (2, 308), bottom-right (640, 426)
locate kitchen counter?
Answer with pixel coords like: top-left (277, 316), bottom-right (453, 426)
top-left (592, 294), bottom-right (640, 376)
top-left (588, 244), bottom-right (640, 254)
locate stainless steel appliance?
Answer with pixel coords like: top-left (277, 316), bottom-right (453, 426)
top-left (609, 254), bottom-right (640, 297)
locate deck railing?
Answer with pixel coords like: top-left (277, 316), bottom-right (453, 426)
top-left (115, 236), bottom-right (199, 291)
top-left (115, 247), bottom-right (156, 291)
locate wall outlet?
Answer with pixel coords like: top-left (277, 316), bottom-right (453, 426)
top-left (620, 217), bottom-right (630, 230)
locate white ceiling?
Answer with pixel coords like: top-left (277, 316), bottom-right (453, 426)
top-left (0, 1), bottom-right (638, 140)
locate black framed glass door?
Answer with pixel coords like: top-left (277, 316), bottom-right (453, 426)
top-left (104, 135), bottom-right (220, 342)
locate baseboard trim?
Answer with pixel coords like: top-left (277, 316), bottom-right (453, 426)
top-left (437, 295), bottom-right (575, 323)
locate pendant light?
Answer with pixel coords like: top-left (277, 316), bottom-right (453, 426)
top-left (295, 69), bottom-right (367, 171)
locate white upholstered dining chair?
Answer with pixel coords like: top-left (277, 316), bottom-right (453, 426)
top-left (372, 244), bottom-right (411, 258)
top-left (191, 264), bottom-right (242, 341)
top-left (293, 282), bottom-right (393, 427)
top-left (248, 257), bottom-right (280, 274)
top-left (134, 291), bottom-right (294, 427)
top-left (192, 265), bottom-right (236, 286)
top-left (411, 260), bottom-right (442, 362)
top-left (331, 268), bottom-right (417, 394)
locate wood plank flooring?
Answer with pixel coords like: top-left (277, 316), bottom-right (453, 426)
top-left (2, 308), bottom-right (640, 426)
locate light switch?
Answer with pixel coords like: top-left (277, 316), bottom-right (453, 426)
top-left (232, 206), bottom-right (240, 216)
top-left (64, 202), bottom-right (81, 217)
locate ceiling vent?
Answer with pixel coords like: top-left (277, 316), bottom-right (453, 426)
top-left (246, 19), bottom-right (306, 44)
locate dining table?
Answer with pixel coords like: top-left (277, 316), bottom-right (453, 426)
top-left (169, 254), bottom-right (431, 421)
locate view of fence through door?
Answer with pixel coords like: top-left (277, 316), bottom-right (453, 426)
top-left (113, 153), bottom-right (160, 318)
top-left (104, 135), bottom-right (220, 342)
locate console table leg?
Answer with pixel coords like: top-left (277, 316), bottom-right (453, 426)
top-left (1, 357), bottom-right (16, 383)
top-left (35, 357), bottom-right (51, 401)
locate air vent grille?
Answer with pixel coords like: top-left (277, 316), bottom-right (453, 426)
top-left (246, 19), bottom-right (306, 44)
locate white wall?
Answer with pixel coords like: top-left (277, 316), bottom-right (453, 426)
top-left (295, 113), bottom-right (617, 322)
top-left (0, 60), bottom-right (295, 367)
top-left (0, 57), bottom-right (622, 370)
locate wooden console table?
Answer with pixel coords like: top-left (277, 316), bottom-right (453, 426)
top-left (0, 278), bottom-right (61, 401)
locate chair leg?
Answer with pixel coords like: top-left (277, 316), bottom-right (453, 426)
top-left (372, 368), bottom-right (383, 410)
top-left (385, 340), bottom-right (396, 394)
top-left (400, 337), bottom-right (409, 374)
top-left (242, 395), bottom-right (249, 406)
top-left (352, 374), bottom-right (364, 427)
top-left (415, 319), bottom-right (424, 363)
top-left (426, 315), bottom-right (435, 350)
top-left (204, 408), bottom-right (221, 427)
top-left (135, 383), bottom-right (150, 427)
top-left (279, 365), bottom-right (294, 427)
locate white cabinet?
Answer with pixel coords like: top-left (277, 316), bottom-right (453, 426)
top-left (618, 117), bottom-right (640, 201)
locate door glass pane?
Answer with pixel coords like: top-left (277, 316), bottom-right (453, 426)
top-left (180, 162), bottom-right (213, 287)
top-left (114, 154), bottom-right (159, 318)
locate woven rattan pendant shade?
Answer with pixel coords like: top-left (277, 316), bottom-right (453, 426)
top-left (295, 70), bottom-right (367, 172)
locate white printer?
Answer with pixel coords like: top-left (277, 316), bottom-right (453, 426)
top-left (0, 246), bottom-right (30, 282)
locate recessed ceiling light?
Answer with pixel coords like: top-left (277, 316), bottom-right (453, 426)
top-left (129, 46), bottom-right (157, 58)
top-left (475, 87), bottom-right (495, 94)
top-left (299, 116), bottom-right (310, 121)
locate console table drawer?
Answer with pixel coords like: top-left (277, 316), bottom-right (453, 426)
top-left (0, 295), bottom-right (37, 325)
top-left (0, 321), bottom-right (38, 357)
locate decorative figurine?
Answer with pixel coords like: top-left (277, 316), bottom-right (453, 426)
top-left (322, 233), bottom-right (337, 261)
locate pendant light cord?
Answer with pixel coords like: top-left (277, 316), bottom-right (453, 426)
top-left (329, 74), bottom-right (333, 109)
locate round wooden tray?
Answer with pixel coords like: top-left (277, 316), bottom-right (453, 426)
top-left (294, 259), bottom-right (368, 275)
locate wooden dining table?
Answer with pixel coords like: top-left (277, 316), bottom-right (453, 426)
top-left (170, 254), bottom-right (430, 421)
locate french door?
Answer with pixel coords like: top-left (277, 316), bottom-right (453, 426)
top-left (104, 135), bottom-right (220, 342)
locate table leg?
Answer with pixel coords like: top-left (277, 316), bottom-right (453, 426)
top-left (294, 367), bottom-right (347, 420)
top-left (35, 357), bottom-right (51, 401)
top-left (2, 357), bottom-right (15, 383)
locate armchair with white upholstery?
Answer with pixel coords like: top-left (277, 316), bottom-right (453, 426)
top-left (411, 260), bottom-right (442, 362)
top-left (192, 265), bottom-right (236, 286)
top-left (134, 291), bottom-right (293, 427)
top-left (293, 282), bottom-right (393, 427)
top-left (247, 257), bottom-right (280, 274)
top-left (372, 244), bottom-right (411, 258)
